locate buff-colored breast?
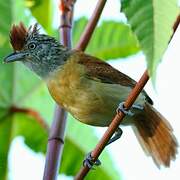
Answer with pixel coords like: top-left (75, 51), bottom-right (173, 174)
top-left (46, 57), bottom-right (145, 127)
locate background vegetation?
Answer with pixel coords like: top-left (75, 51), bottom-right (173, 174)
top-left (0, 0), bottom-right (179, 179)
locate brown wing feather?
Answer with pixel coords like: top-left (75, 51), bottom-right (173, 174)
top-left (74, 50), bottom-right (153, 104)
top-left (75, 50), bottom-right (136, 87)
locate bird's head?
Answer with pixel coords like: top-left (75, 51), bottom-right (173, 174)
top-left (4, 22), bottom-right (70, 78)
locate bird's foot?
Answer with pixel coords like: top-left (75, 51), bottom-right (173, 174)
top-left (83, 128), bottom-right (123, 168)
top-left (132, 104), bottom-right (144, 110)
top-left (117, 102), bottom-right (143, 116)
top-left (107, 127), bottom-right (123, 145)
top-left (83, 152), bottom-right (101, 169)
top-left (117, 102), bottom-right (134, 116)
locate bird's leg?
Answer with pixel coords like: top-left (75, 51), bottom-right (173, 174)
top-left (106, 127), bottom-right (123, 145)
top-left (132, 104), bottom-right (144, 110)
top-left (83, 152), bottom-right (101, 169)
top-left (83, 128), bottom-right (123, 168)
top-left (117, 102), bottom-right (144, 116)
top-left (106, 102), bottom-right (144, 145)
top-left (83, 102), bottom-right (143, 169)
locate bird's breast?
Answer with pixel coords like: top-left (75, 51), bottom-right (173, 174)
top-left (46, 58), bottom-right (145, 127)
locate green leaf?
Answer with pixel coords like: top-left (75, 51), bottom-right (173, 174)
top-left (26, 0), bottom-right (53, 34)
top-left (73, 17), bottom-right (140, 60)
top-left (0, 117), bottom-right (12, 180)
top-left (13, 0), bottom-right (32, 24)
top-left (0, 0), bottom-right (40, 108)
top-left (0, 1), bottom-right (45, 179)
top-left (0, 0), bottom-right (13, 106)
top-left (13, 113), bottom-right (48, 153)
top-left (0, 112), bottom-right (49, 179)
top-left (0, 8), bottom-right (45, 164)
top-left (121, 0), bottom-right (179, 77)
top-left (0, 0), bottom-right (14, 177)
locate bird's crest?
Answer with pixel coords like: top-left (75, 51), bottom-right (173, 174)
top-left (10, 22), bottom-right (39, 51)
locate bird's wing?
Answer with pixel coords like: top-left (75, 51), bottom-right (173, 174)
top-left (75, 50), bottom-right (136, 87)
top-left (75, 50), bottom-right (153, 104)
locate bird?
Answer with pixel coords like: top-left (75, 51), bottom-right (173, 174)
top-left (4, 22), bottom-right (178, 168)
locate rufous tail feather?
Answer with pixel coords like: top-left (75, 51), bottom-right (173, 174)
top-left (132, 103), bottom-right (178, 168)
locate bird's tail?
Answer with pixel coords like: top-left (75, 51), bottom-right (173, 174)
top-left (132, 103), bottom-right (178, 167)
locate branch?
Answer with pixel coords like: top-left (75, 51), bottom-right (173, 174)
top-left (75, 0), bottom-right (107, 50)
top-left (43, 1), bottom-right (75, 180)
top-left (9, 106), bottom-right (49, 131)
top-left (75, 12), bottom-right (180, 180)
top-left (173, 14), bottom-right (180, 33)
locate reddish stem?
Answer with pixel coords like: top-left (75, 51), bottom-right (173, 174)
top-left (76, 0), bottom-right (107, 51)
top-left (173, 14), bottom-right (180, 33)
top-left (43, 1), bottom-right (75, 180)
top-left (10, 106), bottom-right (49, 131)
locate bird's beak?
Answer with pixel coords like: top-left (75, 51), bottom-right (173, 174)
top-left (3, 52), bottom-right (25, 63)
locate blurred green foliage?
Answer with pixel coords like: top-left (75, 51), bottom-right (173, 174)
top-left (26, 0), bottom-right (53, 34)
top-left (0, 0), bottom-right (178, 179)
top-left (73, 17), bottom-right (140, 59)
top-left (121, 0), bottom-right (179, 79)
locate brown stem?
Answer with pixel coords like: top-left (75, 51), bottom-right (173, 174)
top-left (43, 1), bottom-right (75, 180)
top-left (75, 11), bottom-right (180, 180)
top-left (9, 106), bottom-right (49, 131)
top-left (75, 0), bottom-right (107, 51)
top-left (173, 14), bottom-right (180, 33)
top-left (43, 106), bottom-right (67, 180)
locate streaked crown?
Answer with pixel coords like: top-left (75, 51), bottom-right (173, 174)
top-left (6, 22), bottom-right (70, 78)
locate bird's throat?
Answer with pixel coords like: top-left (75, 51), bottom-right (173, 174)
top-left (25, 49), bottom-right (72, 79)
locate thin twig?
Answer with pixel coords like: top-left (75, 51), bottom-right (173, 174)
top-left (75, 0), bottom-right (107, 50)
top-left (10, 106), bottom-right (49, 131)
top-left (43, 1), bottom-right (75, 180)
top-left (75, 11), bottom-right (180, 180)
top-left (173, 14), bottom-right (180, 33)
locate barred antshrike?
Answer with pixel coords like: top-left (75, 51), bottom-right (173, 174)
top-left (4, 23), bottom-right (178, 168)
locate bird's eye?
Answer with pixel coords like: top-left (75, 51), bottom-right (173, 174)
top-left (28, 43), bottom-right (36, 50)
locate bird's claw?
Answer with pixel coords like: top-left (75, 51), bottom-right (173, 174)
top-left (117, 102), bottom-right (134, 116)
top-left (132, 104), bottom-right (144, 110)
top-left (107, 127), bottom-right (123, 145)
top-left (83, 128), bottom-right (123, 168)
top-left (83, 152), bottom-right (101, 169)
top-left (117, 102), bottom-right (143, 116)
